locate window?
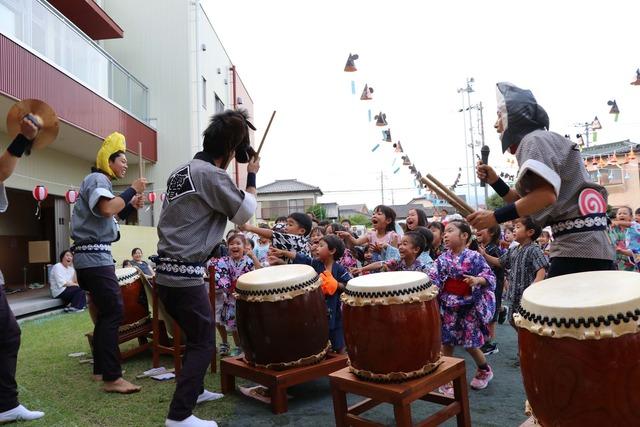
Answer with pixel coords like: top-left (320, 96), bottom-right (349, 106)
top-left (202, 77), bottom-right (207, 108)
top-left (261, 200), bottom-right (288, 220)
top-left (214, 93), bottom-right (224, 114)
top-left (589, 166), bottom-right (623, 186)
top-left (288, 199), bottom-right (306, 213)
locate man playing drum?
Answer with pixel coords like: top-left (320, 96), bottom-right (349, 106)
top-left (0, 117), bottom-right (45, 423)
top-left (155, 110), bottom-right (259, 427)
top-left (71, 132), bottom-right (146, 393)
top-left (468, 82), bottom-right (615, 277)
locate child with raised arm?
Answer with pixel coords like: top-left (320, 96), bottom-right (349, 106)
top-left (337, 205), bottom-right (398, 262)
top-left (241, 212), bottom-right (312, 261)
top-left (270, 235), bottom-right (351, 352)
top-left (352, 231), bottom-right (429, 274)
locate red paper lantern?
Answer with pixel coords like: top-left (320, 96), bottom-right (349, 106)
top-left (160, 192), bottom-right (166, 202)
top-left (65, 189), bottom-right (79, 204)
top-left (32, 185), bottom-right (48, 201)
top-left (147, 192), bottom-right (156, 203)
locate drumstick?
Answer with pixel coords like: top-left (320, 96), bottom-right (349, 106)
top-left (256, 110), bottom-right (276, 157)
top-left (425, 173), bottom-right (475, 214)
top-left (420, 177), bottom-right (472, 217)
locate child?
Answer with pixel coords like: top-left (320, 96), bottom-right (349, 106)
top-left (428, 221), bottom-right (445, 260)
top-left (609, 206), bottom-right (638, 272)
top-left (242, 212), bottom-right (312, 261)
top-left (537, 229), bottom-right (552, 261)
top-left (270, 235), bottom-right (352, 352)
top-left (501, 224), bottom-right (517, 250)
top-left (626, 210), bottom-right (640, 269)
top-left (353, 231), bottom-right (429, 274)
top-left (253, 224), bottom-right (271, 267)
top-left (210, 233), bottom-right (260, 356)
top-left (413, 226), bottom-right (434, 269)
top-left (429, 220), bottom-right (496, 395)
top-left (477, 225), bottom-right (505, 356)
top-left (405, 208), bottom-right (429, 231)
top-left (482, 217), bottom-right (548, 328)
top-left (325, 223), bottom-right (358, 269)
top-left (337, 205), bottom-right (398, 262)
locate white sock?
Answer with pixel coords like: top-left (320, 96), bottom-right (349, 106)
top-left (0, 404), bottom-right (45, 422)
top-left (196, 389), bottom-right (224, 404)
top-left (165, 414), bottom-right (218, 427)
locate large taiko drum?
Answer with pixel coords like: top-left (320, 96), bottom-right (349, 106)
top-left (342, 271), bottom-right (442, 382)
top-left (88, 267), bottom-right (149, 326)
top-left (234, 264), bottom-right (330, 370)
top-left (514, 271), bottom-right (640, 426)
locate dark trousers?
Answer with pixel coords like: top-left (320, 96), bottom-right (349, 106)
top-left (548, 257), bottom-right (614, 278)
top-left (0, 285), bottom-right (20, 412)
top-left (158, 284), bottom-right (215, 421)
top-left (76, 266), bottom-right (123, 381)
top-left (57, 286), bottom-right (87, 309)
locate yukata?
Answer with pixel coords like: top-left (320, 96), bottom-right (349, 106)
top-left (293, 253), bottom-right (352, 352)
top-left (626, 222), bottom-right (640, 267)
top-left (212, 256), bottom-right (255, 331)
top-left (500, 243), bottom-right (548, 317)
top-left (384, 257), bottom-right (429, 273)
top-left (429, 249), bottom-right (496, 348)
top-left (338, 248), bottom-right (358, 270)
top-left (271, 231), bottom-right (310, 261)
top-left (609, 226), bottom-right (638, 272)
top-left (253, 242), bottom-right (270, 267)
top-left (429, 243), bottom-right (445, 261)
top-left (484, 243), bottom-right (505, 322)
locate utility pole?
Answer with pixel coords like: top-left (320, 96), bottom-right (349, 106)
top-left (380, 170), bottom-right (384, 205)
top-left (465, 78), bottom-right (479, 210)
top-left (478, 102), bottom-right (488, 206)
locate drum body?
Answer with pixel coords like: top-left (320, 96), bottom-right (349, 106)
top-left (342, 271), bottom-right (441, 381)
top-left (514, 271), bottom-right (640, 426)
top-left (235, 264), bottom-right (330, 370)
top-left (88, 267), bottom-right (148, 326)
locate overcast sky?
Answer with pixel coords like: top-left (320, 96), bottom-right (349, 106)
top-left (204, 0), bottom-right (640, 209)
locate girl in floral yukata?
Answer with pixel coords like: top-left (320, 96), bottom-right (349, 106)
top-left (210, 232), bottom-right (260, 356)
top-left (429, 220), bottom-right (496, 396)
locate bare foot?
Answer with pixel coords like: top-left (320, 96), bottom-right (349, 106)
top-left (92, 374), bottom-right (102, 382)
top-left (103, 378), bottom-right (141, 394)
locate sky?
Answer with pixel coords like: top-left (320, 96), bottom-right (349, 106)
top-left (203, 0), bottom-right (640, 209)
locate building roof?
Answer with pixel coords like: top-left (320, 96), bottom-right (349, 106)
top-left (257, 179), bottom-right (323, 196)
top-left (581, 140), bottom-right (639, 157)
top-left (339, 204), bottom-right (369, 213)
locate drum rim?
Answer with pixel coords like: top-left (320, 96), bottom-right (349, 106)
top-left (341, 280), bottom-right (438, 306)
top-left (236, 264), bottom-right (318, 292)
top-left (116, 267), bottom-right (140, 285)
top-left (235, 274), bottom-right (320, 297)
top-left (514, 271), bottom-right (640, 340)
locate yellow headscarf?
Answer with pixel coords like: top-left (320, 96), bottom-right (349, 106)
top-left (96, 132), bottom-right (126, 179)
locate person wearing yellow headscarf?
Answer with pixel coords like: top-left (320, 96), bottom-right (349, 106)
top-left (70, 132), bottom-right (147, 394)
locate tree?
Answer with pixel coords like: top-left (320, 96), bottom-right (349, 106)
top-left (486, 193), bottom-right (506, 210)
top-left (345, 214), bottom-right (372, 228)
top-left (306, 204), bottom-right (327, 220)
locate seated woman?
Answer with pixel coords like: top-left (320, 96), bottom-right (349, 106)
top-left (130, 247), bottom-right (153, 276)
top-left (50, 250), bottom-right (86, 312)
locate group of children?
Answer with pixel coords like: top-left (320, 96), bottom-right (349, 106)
top-left (203, 204), bottom-right (606, 397)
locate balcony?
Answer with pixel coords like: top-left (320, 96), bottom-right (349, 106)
top-left (0, 0), bottom-right (148, 122)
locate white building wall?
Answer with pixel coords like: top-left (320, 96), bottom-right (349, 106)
top-left (102, 0), bottom-right (194, 225)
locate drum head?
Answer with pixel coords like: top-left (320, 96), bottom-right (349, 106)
top-left (116, 267), bottom-right (140, 285)
top-left (516, 271), bottom-right (640, 339)
top-left (236, 264), bottom-right (317, 292)
top-left (343, 271), bottom-right (436, 306)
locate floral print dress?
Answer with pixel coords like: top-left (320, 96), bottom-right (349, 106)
top-left (429, 249), bottom-right (496, 348)
top-left (213, 255), bottom-right (255, 331)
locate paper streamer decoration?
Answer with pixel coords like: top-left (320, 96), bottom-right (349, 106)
top-left (371, 144), bottom-right (380, 152)
top-left (631, 68), bottom-right (640, 86)
top-left (393, 167), bottom-right (400, 174)
top-left (591, 116), bottom-right (602, 130)
top-left (607, 100), bottom-right (619, 121)
top-left (382, 129), bottom-right (392, 142)
top-left (375, 112), bottom-right (388, 127)
top-left (344, 53), bottom-right (359, 72)
top-left (368, 109), bottom-right (372, 122)
top-left (351, 81), bottom-right (356, 95)
top-left (393, 141), bottom-right (403, 153)
top-left (360, 84), bottom-right (374, 100)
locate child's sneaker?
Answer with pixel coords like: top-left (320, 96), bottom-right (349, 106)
top-left (470, 366), bottom-right (493, 390)
top-left (229, 347), bottom-right (242, 357)
top-left (481, 342), bottom-right (499, 356)
top-left (437, 382), bottom-right (454, 398)
top-left (218, 343), bottom-right (230, 356)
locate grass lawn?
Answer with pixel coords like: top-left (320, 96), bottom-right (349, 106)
top-left (15, 312), bottom-right (238, 427)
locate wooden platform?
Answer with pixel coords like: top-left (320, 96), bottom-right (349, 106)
top-left (329, 356), bottom-right (471, 427)
top-left (220, 352), bottom-right (348, 414)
